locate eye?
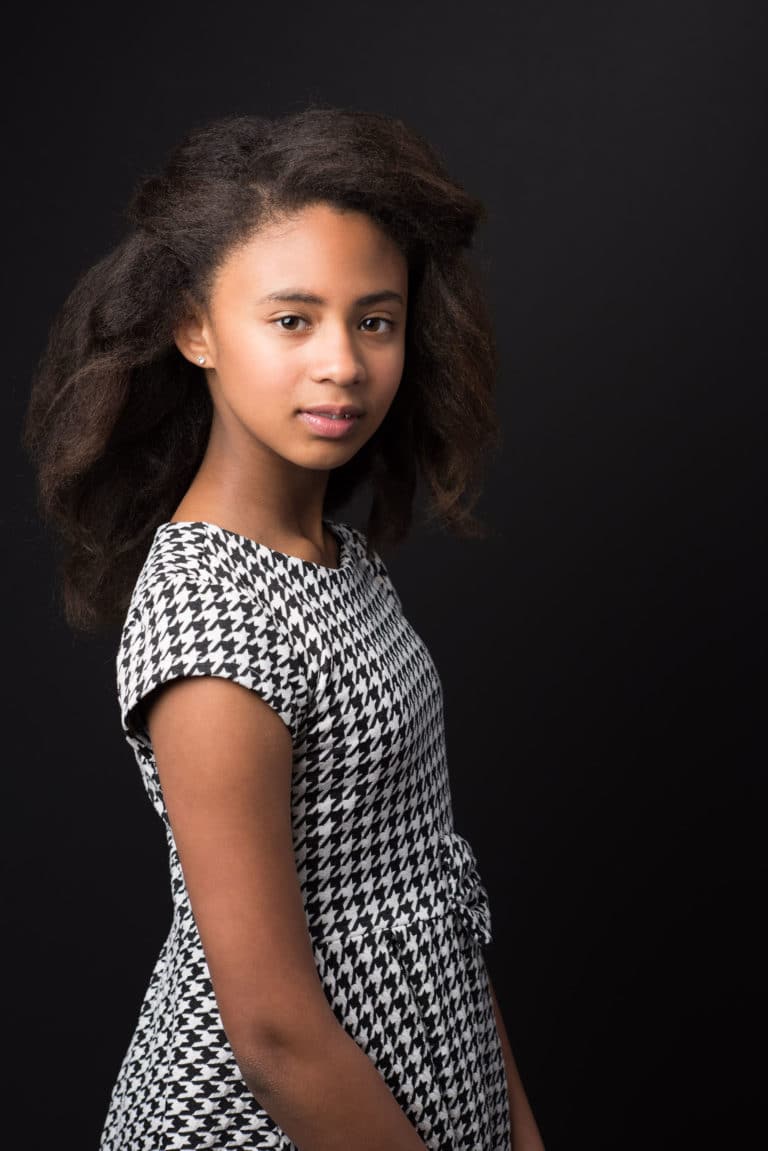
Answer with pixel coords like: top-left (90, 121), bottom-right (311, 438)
top-left (274, 314), bottom-right (308, 332)
top-left (361, 316), bottom-right (395, 333)
top-left (272, 314), bottom-right (395, 334)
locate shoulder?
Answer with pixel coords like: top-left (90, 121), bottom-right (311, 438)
top-left (124, 521), bottom-right (272, 624)
top-left (117, 523), bottom-right (283, 685)
top-left (116, 525), bottom-right (311, 752)
top-left (332, 518), bottom-right (381, 571)
top-left (138, 520), bottom-right (251, 589)
top-left (333, 519), bottom-right (404, 611)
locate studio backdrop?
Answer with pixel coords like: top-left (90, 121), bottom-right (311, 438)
top-left (4, 2), bottom-right (763, 1147)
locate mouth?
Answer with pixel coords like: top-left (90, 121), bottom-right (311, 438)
top-left (299, 406), bottom-right (364, 420)
top-left (297, 408), bottom-right (363, 438)
top-left (302, 412), bottom-right (356, 421)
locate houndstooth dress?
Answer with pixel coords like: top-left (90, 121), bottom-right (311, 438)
top-left (100, 518), bottom-right (511, 1151)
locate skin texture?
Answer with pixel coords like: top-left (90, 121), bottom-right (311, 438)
top-left (146, 202), bottom-right (544, 1148)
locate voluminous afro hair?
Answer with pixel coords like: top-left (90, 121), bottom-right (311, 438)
top-left (23, 104), bottom-right (500, 633)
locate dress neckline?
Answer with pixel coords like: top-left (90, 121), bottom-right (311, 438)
top-left (154, 518), bottom-right (351, 574)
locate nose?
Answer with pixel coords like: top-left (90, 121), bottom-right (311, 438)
top-left (309, 320), bottom-right (365, 386)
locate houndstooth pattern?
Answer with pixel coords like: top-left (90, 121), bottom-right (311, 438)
top-left (100, 519), bottom-right (511, 1150)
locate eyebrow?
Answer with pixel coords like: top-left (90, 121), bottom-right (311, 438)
top-left (258, 289), bottom-right (405, 307)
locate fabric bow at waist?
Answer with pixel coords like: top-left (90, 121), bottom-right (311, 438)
top-left (437, 829), bottom-right (493, 947)
top-left (301, 828), bottom-right (493, 948)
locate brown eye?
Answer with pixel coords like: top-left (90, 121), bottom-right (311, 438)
top-left (361, 317), bottom-right (394, 333)
top-left (275, 315), bottom-right (307, 331)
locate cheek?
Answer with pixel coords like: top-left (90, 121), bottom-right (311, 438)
top-left (216, 320), bottom-right (262, 365)
top-left (216, 324), bottom-right (296, 388)
top-left (383, 343), bottom-right (406, 393)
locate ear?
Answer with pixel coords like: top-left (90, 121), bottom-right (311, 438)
top-left (173, 296), bottom-right (215, 368)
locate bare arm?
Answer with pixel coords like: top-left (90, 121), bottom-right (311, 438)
top-left (487, 972), bottom-right (546, 1151)
top-left (146, 674), bottom-right (428, 1151)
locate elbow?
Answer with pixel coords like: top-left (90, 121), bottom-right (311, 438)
top-left (226, 1004), bottom-right (338, 1098)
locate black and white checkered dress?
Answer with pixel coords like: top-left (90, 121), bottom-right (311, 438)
top-left (100, 518), bottom-right (511, 1150)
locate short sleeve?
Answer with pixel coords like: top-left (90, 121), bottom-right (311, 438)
top-left (116, 572), bottom-right (309, 752)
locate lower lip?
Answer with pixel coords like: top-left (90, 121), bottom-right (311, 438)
top-left (297, 411), bottom-right (362, 438)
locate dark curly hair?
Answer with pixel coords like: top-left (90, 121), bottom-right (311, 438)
top-left (23, 104), bottom-right (501, 634)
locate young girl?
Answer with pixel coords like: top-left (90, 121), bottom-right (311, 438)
top-left (24, 106), bottom-right (545, 1151)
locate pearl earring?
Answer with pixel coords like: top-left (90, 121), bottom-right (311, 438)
top-left (197, 356), bottom-right (206, 365)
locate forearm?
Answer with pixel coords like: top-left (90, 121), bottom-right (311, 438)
top-left (488, 973), bottom-right (546, 1151)
top-left (236, 1017), bottom-right (430, 1151)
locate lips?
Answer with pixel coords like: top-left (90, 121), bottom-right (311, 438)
top-left (297, 409), bottom-right (362, 438)
top-left (300, 405), bottom-right (363, 419)
top-left (303, 412), bottom-right (355, 420)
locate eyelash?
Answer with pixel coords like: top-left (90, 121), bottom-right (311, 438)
top-left (273, 315), bottom-right (395, 334)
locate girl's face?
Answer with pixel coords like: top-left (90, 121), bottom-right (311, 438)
top-left (178, 201), bottom-right (408, 476)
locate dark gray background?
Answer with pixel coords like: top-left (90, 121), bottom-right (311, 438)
top-left (5, 1), bottom-right (763, 1147)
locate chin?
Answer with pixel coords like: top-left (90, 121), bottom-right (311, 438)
top-left (305, 446), bottom-right (361, 470)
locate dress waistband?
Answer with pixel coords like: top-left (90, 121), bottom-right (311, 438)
top-left (303, 829), bottom-right (493, 948)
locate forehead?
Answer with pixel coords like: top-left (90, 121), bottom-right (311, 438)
top-left (214, 202), bottom-right (408, 296)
